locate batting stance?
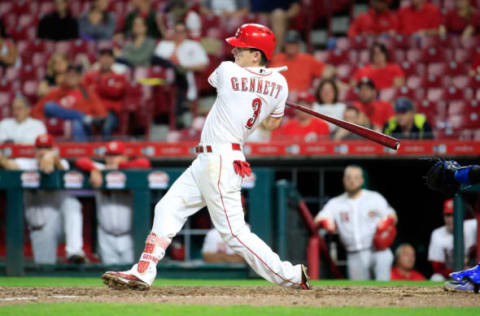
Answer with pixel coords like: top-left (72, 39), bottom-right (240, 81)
top-left (314, 165), bottom-right (398, 281)
top-left (102, 24), bottom-right (311, 290)
top-left (0, 134), bottom-right (85, 264)
top-left (76, 141), bottom-right (151, 265)
top-left (425, 160), bottom-right (480, 292)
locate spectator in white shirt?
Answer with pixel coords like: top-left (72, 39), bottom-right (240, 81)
top-left (313, 79), bottom-right (346, 133)
top-left (0, 96), bottom-right (47, 144)
top-left (153, 23), bottom-right (209, 128)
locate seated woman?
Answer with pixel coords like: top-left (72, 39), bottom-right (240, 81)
top-left (37, 53), bottom-right (70, 98)
top-left (439, 0), bottom-right (480, 40)
top-left (78, 0), bottom-right (116, 41)
top-left (313, 79), bottom-right (346, 133)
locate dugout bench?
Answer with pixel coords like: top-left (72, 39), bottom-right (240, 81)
top-left (0, 168), bottom-right (275, 277)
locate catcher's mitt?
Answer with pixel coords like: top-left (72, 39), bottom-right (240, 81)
top-left (424, 158), bottom-right (461, 197)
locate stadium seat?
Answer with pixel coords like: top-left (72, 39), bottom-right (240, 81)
top-left (356, 49), bottom-right (370, 64)
top-left (422, 74), bottom-right (444, 88)
top-left (445, 61), bottom-right (467, 77)
top-left (327, 49), bottom-right (350, 66)
top-left (421, 47), bottom-right (447, 63)
top-left (427, 63), bottom-right (446, 77)
top-left (417, 100), bottom-right (440, 122)
top-left (444, 87), bottom-right (465, 101)
top-left (406, 76), bottom-right (422, 90)
top-left (350, 36), bottom-right (370, 50)
top-left (391, 35), bottom-right (414, 50)
top-left (336, 64), bottom-right (353, 81)
top-left (335, 37), bottom-right (350, 50)
top-left (451, 75), bottom-right (470, 89)
top-left (32, 52), bottom-right (50, 68)
top-left (394, 86), bottom-right (418, 100)
top-left (427, 88), bottom-right (445, 102)
top-left (454, 48), bottom-right (472, 63)
top-left (21, 80), bottom-right (38, 104)
top-left (0, 2), bottom-right (13, 16)
top-left (379, 88), bottom-right (396, 102)
top-left (406, 49), bottom-right (422, 64)
top-left (464, 100), bottom-right (480, 128)
top-left (469, 75), bottom-right (480, 90)
top-left (392, 50), bottom-right (406, 64)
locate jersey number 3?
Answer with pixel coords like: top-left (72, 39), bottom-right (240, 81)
top-left (245, 98), bottom-right (262, 129)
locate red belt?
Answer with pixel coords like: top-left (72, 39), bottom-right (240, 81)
top-left (195, 143), bottom-right (241, 153)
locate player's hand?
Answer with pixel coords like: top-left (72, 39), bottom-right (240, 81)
top-left (90, 169), bottom-right (103, 188)
top-left (424, 158), bottom-right (461, 197)
top-left (39, 151), bottom-right (56, 174)
top-left (315, 218), bottom-right (336, 233)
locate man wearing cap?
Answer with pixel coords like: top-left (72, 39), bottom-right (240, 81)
top-left (32, 65), bottom-right (107, 142)
top-left (83, 48), bottom-right (127, 140)
top-left (428, 199), bottom-right (477, 281)
top-left (383, 97), bottom-right (433, 139)
top-left (75, 141), bottom-right (151, 264)
top-left (271, 93), bottom-right (330, 142)
top-left (353, 77), bottom-right (395, 131)
top-left (0, 95), bottom-right (47, 144)
top-left (348, 0), bottom-right (398, 38)
top-left (269, 30), bottom-right (333, 94)
top-left (0, 134), bottom-right (85, 264)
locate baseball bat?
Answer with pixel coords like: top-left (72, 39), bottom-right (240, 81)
top-left (286, 101), bottom-right (400, 150)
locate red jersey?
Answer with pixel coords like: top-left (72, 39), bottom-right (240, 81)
top-left (83, 70), bottom-right (127, 114)
top-left (269, 53), bottom-right (325, 93)
top-left (443, 9), bottom-right (480, 34)
top-left (354, 100), bottom-right (394, 128)
top-left (32, 85), bottom-right (107, 120)
top-left (390, 267), bottom-right (426, 281)
top-left (272, 118), bottom-right (330, 142)
top-left (353, 64), bottom-right (405, 90)
top-left (348, 9), bottom-right (399, 38)
top-left (398, 2), bottom-right (442, 35)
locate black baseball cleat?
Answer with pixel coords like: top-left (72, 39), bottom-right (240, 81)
top-left (300, 264), bottom-right (312, 290)
top-left (102, 271), bottom-right (150, 291)
top-left (67, 255), bottom-right (86, 265)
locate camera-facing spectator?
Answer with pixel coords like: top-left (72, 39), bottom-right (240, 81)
top-left (313, 79), bottom-right (346, 133)
top-left (351, 42), bottom-right (405, 91)
top-left (0, 134), bottom-right (86, 264)
top-left (348, 0), bottom-right (398, 38)
top-left (439, 0), bottom-right (480, 40)
top-left (37, 53), bottom-right (70, 98)
top-left (271, 93), bottom-right (329, 142)
top-left (119, 16), bottom-right (156, 67)
top-left (390, 244), bottom-right (426, 281)
top-left (353, 77), bottom-right (394, 131)
top-left (332, 104), bottom-right (371, 140)
top-left (0, 96), bottom-right (47, 144)
top-left (122, 0), bottom-right (162, 39)
top-left (383, 98), bottom-right (434, 140)
top-left (153, 22), bottom-right (209, 126)
top-left (79, 0), bottom-right (116, 41)
top-left (75, 141), bottom-right (151, 265)
top-left (270, 30), bottom-right (333, 95)
top-left (397, 0), bottom-right (442, 36)
top-left (428, 199), bottom-right (477, 281)
top-left (33, 65), bottom-right (107, 142)
top-left (38, 0), bottom-right (79, 41)
top-left (83, 48), bottom-right (127, 139)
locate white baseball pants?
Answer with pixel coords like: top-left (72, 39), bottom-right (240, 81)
top-left (26, 195), bottom-right (84, 264)
top-left (97, 227), bottom-right (134, 265)
top-left (346, 248), bottom-right (393, 281)
top-left (150, 146), bottom-right (302, 287)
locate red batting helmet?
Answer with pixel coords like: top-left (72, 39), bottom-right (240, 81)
top-left (225, 24), bottom-right (276, 60)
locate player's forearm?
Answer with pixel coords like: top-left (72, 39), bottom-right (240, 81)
top-left (0, 154), bottom-right (18, 170)
top-left (261, 116), bottom-right (283, 131)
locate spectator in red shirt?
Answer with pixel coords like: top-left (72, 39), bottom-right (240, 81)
top-left (269, 30), bottom-right (334, 94)
top-left (348, 0), bottom-right (398, 38)
top-left (83, 48), bottom-right (127, 139)
top-left (397, 0), bottom-right (443, 36)
top-left (272, 93), bottom-right (329, 142)
top-left (440, 0), bottom-right (480, 40)
top-left (32, 65), bottom-right (107, 142)
top-left (352, 42), bottom-right (405, 90)
top-left (391, 244), bottom-right (426, 281)
top-left (353, 77), bottom-right (394, 131)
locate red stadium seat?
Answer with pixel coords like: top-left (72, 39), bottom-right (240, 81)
top-left (335, 37), bottom-right (350, 50)
top-left (459, 36), bottom-right (479, 49)
top-left (451, 75), bottom-right (470, 89)
top-left (19, 64), bottom-right (39, 82)
top-left (21, 81), bottom-right (38, 104)
top-left (406, 49), bottom-right (422, 64)
top-left (427, 88), bottom-right (445, 102)
top-left (423, 74), bottom-right (444, 88)
top-left (392, 50), bottom-right (406, 63)
top-left (326, 49), bottom-right (350, 66)
top-left (427, 63), bottom-right (446, 77)
top-left (454, 48), bottom-right (473, 63)
top-left (421, 47), bottom-right (447, 63)
top-left (444, 87), bottom-right (465, 101)
top-left (406, 76), bottom-right (422, 89)
top-left (336, 64), bottom-right (353, 81)
top-left (464, 100), bottom-right (480, 128)
top-left (379, 88), bottom-right (396, 102)
top-left (394, 86), bottom-right (418, 100)
top-left (0, 2), bottom-right (13, 16)
top-left (0, 80), bottom-right (12, 93)
top-left (350, 36), bottom-right (370, 50)
top-left (32, 52), bottom-right (50, 68)
top-left (445, 61), bottom-right (467, 77)
top-left (357, 49), bottom-right (370, 64)
top-left (469, 75), bottom-right (480, 89)
top-left (391, 35), bottom-right (414, 50)
top-left (417, 100), bottom-right (439, 122)
top-left (11, 0), bottom-right (35, 15)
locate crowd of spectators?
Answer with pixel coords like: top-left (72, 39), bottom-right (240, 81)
top-left (0, 0), bottom-right (479, 144)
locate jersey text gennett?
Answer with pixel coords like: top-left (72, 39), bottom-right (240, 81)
top-left (230, 77), bottom-right (283, 99)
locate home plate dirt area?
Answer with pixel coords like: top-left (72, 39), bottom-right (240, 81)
top-left (0, 285), bottom-right (479, 307)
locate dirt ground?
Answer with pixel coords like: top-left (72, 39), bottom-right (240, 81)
top-left (0, 285), bottom-right (479, 307)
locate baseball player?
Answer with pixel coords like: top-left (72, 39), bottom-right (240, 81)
top-left (75, 141), bottom-right (151, 265)
top-left (314, 165), bottom-right (398, 281)
top-left (102, 23), bottom-right (311, 291)
top-left (0, 134), bottom-right (85, 264)
top-left (425, 160), bottom-right (480, 292)
top-left (428, 199), bottom-right (477, 281)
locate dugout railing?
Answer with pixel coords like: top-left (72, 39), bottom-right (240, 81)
top-left (0, 168), bottom-right (275, 277)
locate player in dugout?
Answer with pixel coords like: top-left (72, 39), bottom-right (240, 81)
top-left (425, 159), bottom-right (480, 293)
top-left (75, 141), bottom-right (151, 265)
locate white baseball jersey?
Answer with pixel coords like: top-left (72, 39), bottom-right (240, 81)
top-left (201, 61), bottom-right (288, 145)
top-left (428, 219), bottom-right (477, 268)
top-left (315, 189), bottom-right (396, 252)
top-left (0, 118), bottom-right (47, 145)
